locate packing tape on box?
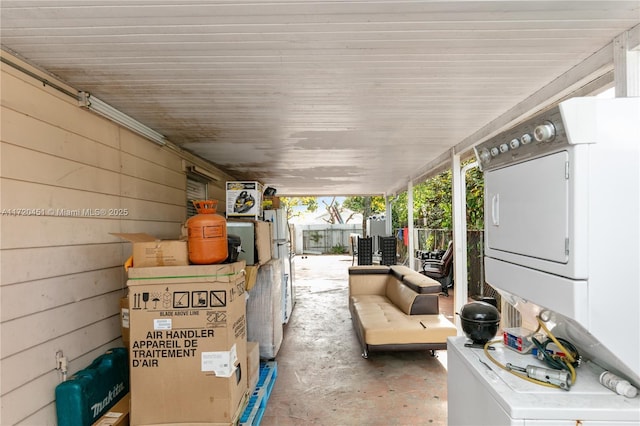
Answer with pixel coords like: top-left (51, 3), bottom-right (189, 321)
top-left (128, 271), bottom-right (244, 281)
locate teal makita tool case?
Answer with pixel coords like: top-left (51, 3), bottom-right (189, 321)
top-left (55, 347), bottom-right (129, 426)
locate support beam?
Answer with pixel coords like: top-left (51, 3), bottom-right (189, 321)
top-left (614, 26), bottom-right (640, 97)
top-left (384, 196), bottom-right (393, 236)
top-left (450, 150), bottom-right (465, 334)
top-left (407, 181), bottom-right (415, 271)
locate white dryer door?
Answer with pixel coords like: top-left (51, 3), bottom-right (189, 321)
top-left (485, 151), bottom-right (569, 264)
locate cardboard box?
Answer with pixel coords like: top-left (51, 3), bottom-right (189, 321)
top-left (244, 265), bottom-right (259, 291)
top-left (226, 181), bottom-right (263, 218)
top-left (92, 392), bottom-right (129, 426)
top-left (111, 233), bottom-right (188, 268)
top-left (227, 220), bottom-right (272, 266)
top-left (120, 297), bottom-right (130, 349)
top-left (247, 341), bottom-right (260, 393)
top-left (138, 393), bottom-right (247, 426)
top-left (262, 196), bottom-right (280, 210)
top-left (127, 262), bottom-right (248, 425)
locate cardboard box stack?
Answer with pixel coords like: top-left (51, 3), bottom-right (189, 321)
top-left (111, 190), bottom-right (281, 424)
top-left (111, 233), bottom-right (189, 268)
top-left (262, 195), bottom-right (280, 210)
top-left (126, 262), bottom-right (249, 425)
top-left (226, 181), bottom-right (263, 219)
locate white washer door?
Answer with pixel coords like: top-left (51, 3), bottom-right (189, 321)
top-left (485, 151), bottom-right (569, 264)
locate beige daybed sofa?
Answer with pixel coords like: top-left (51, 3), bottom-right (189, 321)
top-left (348, 265), bottom-right (457, 358)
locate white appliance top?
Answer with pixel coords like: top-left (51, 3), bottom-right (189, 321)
top-left (449, 336), bottom-right (640, 422)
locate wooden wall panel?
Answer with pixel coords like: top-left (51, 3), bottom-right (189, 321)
top-left (1, 292), bottom-right (122, 358)
top-left (0, 55), bottom-right (235, 425)
top-left (119, 128), bottom-right (183, 171)
top-left (1, 70), bottom-right (120, 149)
top-left (2, 317), bottom-right (122, 394)
top-left (3, 338), bottom-right (121, 426)
top-left (2, 368), bottom-right (63, 426)
top-left (208, 183), bottom-right (227, 204)
top-left (120, 173), bottom-right (185, 206)
top-left (1, 179), bottom-right (122, 218)
top-left (0, 107), bottom-right (121, 172)
top-left (1, 244), bottom-right (125, 286)
top-left (16, 404), bottom-right (56, 426)
top-left (1, 143), bottom-right (121, 195)
top-left (120, 151), bottom-right (185, 190)
top-left (115, 219), bottom-right (185, 239)
top-left (1, 268), bottom-right (123, 322)
top-left (120, 197), bottom-right (186, 222)
top-left (1, 179), bottom-right (185, 226)
top-left (0, 216), bottom-right (123, 249)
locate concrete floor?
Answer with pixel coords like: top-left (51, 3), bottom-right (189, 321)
top-left (261, 255), bottom-right (456, 426)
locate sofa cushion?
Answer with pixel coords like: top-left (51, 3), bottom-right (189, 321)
top-left (351, 296), bottom-right (457, 345)
top-left (351, 294), bottom-right (389, 307)
top-left (385, 279), bottom-right (417, 315)
top-left (348, 274), bottom-right (389, 298)
top-left (348, 265), bottom-right (390, 275)
top-left (402, 273), bottom-right (441, 294)
top-left (389, 265), bottom-right (414, 281)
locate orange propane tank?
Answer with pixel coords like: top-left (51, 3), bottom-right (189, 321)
top-left (186, 200), bottom-right (228, 264)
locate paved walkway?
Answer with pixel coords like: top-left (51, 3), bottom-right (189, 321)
top-left (260, 255), bottom-right (452, 426)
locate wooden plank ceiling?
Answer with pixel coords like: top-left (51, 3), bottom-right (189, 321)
top-left (1, 1), bottom-right (639, 196)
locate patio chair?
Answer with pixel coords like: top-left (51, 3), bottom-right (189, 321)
top-left (420, 240), bottom-right (454, 296)
top-left (356, 237), bottom-right (373, 266)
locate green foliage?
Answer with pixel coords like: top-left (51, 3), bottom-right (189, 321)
top-left (342, 196), bottom-right (385, 214)
top-left (391, 160), bottom-right (484, 231)
top-left (343, 195), bottom-right (385, 237)
top-left (330, 244), bottom-right (347, 254)
top-left (280, 162), bottom-right (484, 234)
top-left (280, 197), bottom-right (318, 220)
top-left (465, 166), bottom-right (484, 230)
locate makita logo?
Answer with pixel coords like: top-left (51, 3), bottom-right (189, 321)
top-left (90, 382), bottom-right (125, 418)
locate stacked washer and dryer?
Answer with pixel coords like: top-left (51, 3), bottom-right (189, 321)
top-left (448, 97), bottom-right (640, 425)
